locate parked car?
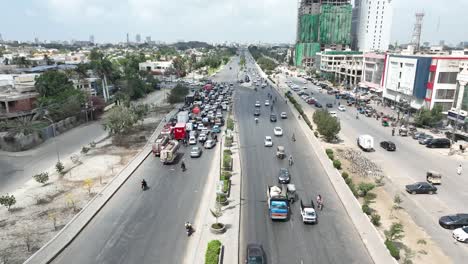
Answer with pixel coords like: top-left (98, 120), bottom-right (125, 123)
top-left (315, 102), bottom-right (323, 108)
top-left (326, 103), bottom-right (333, 108)
top-left (418, 135), bottom-right (434, 145)
top-left (278, 168), bottom-right (290, 184)
top-left (280, 112), bottom-right (287, 119)
top-left (380, 141), bottom-right (396, 151)
top-left (439, 214), bottom-right (468, 229)
top-left (264, 136), bottom-right (273, 147)
top-left (338, 105), bottom-right (346, 112)
top-left (190, 146), bottom-right (202, 158)
top-left (273, 127), bottom-right (283, 136)
top-left (246, 243), bottom-right (266, 264)
top-left (412, 132), bottom-right (426, 140)
top-left (452, 226), bottom-right (468, 243)
top-left (405, 182), bottom-right (437, 194)
top-left (270, 114), bottom-right (277, 122)
top-left (426, 138), bottom-right (451, 148)
top-left (204, 139), bottom-right (216, 149)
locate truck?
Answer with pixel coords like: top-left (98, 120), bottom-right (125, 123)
top-left (177, 111), bottom-right (189, 123)
top-left (173, 123), bottom-right (187, 140)
top-left (357, 135), bottom-right (374, 152)
top-left (266, 185), bottom-right (289, 220)
top-left (300, 199), bottom-right (317, 224)
top-left (160, 140), bottom-right (180, 164)
top-left (152, 135), bottom-right (170, 156)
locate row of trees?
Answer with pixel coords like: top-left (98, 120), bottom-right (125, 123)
top-left (313, 110), bottom-right (341, 142)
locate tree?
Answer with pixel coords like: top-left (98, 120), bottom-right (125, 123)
top-left (172, 56), bottom-right (187, 77)
top-left (35, 71), bottom-right (74, 97)
top-left (313, 110), bottom-right (341, 142)
top-left (33, 172), bottom-right (49, 185)
top-left (132, 104), bottom-right (149, 125)
top-left (102, 105), bottom-right (137, 135)
top-left (167, 83), bottom-right (189, 104)
top-left (0, 194), bottom-right (16, 211)
top-left (414, 104), bottom-right (443, 127)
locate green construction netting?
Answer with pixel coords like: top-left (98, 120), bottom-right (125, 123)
top-left (295, 43), bottom-right (321, 66)
top-left (319, 4), bottom-right (352, 45)
top-left (298, 14), bottom-right (320, 43)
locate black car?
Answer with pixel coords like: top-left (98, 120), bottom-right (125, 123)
top-left (254, 109), bottom-right (261, 116)
top-left (405, 182), bottom-right (437, 194)
top-left (326, 103), bottom-right (333, 108)
top-left (315, 102), bottom-right (323, 108)
top-left (426, 138), bottom-right (451, 148)
top-left (439, 214), bottom-right (468, 229)
top-left (246, 243), bottom-right (266, 264)
top-left (380, 141), bottom-right (396, 151)
top-left (278, 168), bottom-right (290, 184)
top-left (270, 114), bottom-right (277, 122)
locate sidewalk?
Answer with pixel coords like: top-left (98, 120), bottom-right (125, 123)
top-left (24, 107), bottom-right (180, 264)
top-left (183, 109), bottom-right (241, 264)
top-left (262, 68), bottom-right (396, 263)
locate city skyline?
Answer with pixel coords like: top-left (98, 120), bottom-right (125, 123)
top-left (0, 0), bottom-right (467, 46)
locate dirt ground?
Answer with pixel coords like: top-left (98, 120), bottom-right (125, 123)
top-left (328, 144), bottom-right (452, 264)
top-left (0, 106), bottom-right (171, 264)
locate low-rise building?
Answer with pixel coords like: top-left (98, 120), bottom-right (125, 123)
top-left (360, 52), bottom-right (387, 93)
top-left (318, 50), bottom-right (363, 87)
top-left (0, 74), bottom-right (39, 118)
top-left (139, 61), bottom-right (173, 75)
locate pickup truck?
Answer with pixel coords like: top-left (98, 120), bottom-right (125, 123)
top-left (266, 185), bottom-right (289, 220)
top-left (300, 200), bottom-right (317, 224)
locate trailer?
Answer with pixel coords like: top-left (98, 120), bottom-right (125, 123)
top-left (266, 185), bottom-right (289, 220)
top-left (152, 135), bottom-right (170, 156)
top-left (160, 140), bottom-right (180, 164)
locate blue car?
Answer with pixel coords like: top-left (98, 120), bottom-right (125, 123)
top-left (211, 125), bottom-right (221, 133)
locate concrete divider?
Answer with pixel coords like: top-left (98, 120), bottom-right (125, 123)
top-left (24, 107), bottom-right (180, 264)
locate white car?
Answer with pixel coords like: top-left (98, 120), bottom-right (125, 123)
top-left (273, 127), bottom-right (283, 136)
top-left (329, 111), bottom-right (337, 118)
top-left (204, 139), bottom-right (216, 149)
top-left (265, 100), bottom-right (270, 106)
top-left (255, 101), bottom-right (261, 107)
top-left (198, 133), bottom-right (207, 143)
top-left (280, 112), bottom-right (287, 119)
top-left (188, 136), bottom-right (197, 145)
top-left (453, 226), bottom-right (468, 243)
top-left (264, 136), bottom-right (273, 147)
top-left (338, 105), bottom-right (346, 112)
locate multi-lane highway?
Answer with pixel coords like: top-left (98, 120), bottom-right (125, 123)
top-left (52, 59), bottom-right (240, 264)
top-left (237, 57), bottom-right (372, 264)
top-left (285, 75), bottom-right (468, 262)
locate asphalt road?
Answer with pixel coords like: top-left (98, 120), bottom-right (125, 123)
top-left (51, 59), bottom-right (240, 264)
top-left (237, 59), bottom-right (372, 264)
top-left (286, 76), bottom-right (468, 261)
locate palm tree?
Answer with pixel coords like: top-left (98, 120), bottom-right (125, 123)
top-left (90, 50), bottom-right (113, 102)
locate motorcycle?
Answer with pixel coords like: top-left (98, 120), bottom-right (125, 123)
top-left (181, 162), bottom-right (186, 172)
top-left (185, 222), bottom-right (194, 236)
top-left (141, 180), bottom-right (148, 191)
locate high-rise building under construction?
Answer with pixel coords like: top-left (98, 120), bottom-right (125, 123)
top-left (295, 0), bottom-right (352, 67)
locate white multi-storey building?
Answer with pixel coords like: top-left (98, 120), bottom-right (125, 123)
top-left (354, 0), bottom-right (393, 52)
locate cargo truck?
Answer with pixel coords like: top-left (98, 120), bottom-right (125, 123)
top-left (160, 140), bottom-right (180, 164)
top-left (266, 185), bottom-right (289, 220)
top-left (177, 111), bottom-right (189, 123)
top-left (152, 135), bottom-right (170, 156)
top-left (173, 123), bottom-right (187, 140)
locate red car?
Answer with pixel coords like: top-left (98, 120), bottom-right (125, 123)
top-left (306, 98), bottom-right (316, 105)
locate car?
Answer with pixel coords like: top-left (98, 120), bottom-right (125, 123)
top-left (306, 98), bottom-right (316, 105)
top-left (326, 103), bottom-right (333, 108)
top-left (255, 101), bottom-right (261, 107)
top-left (280, 112), bottom-right (287, 119)
top-left (405, 182), bottom-right (437, 194)
top-left (453, 226), bottom-right (468, 242)
top-left (188, 136), bottom-right (197, 145)
top-left (204, 139), bottom-right (216, 149)
top-left (426, 138), bottom-right (451, 148)
top-left (270, 114), bottom-right (277, 122)
top-left (329, 111), bottom-right (337, 118)
top-left (198, 133), bottom-right (208, 143)
top-left (246, 243), bottom-right (266, 264)
top-left (380, 141), bottom-right (396, 151)
top-left (315, 102), bottom-right (323, 108)
top-left (273, 127), bottom-right (283, 136)
top-left (212, 125), bottom-right (221, 133)
top-left (439, 214), bottom-right (468, 229)
top-left (190, 146), bottom-right (202, 158)
top-left (338, 105), bottom-right (346, 112)
top-left (254, 109), bottom-right (261, 116)
top-left (265, 100), bottom-right (270, 106)
top-left (264, 136), bottom-right (273, 147)
top-left (278, 168), bottom-right (290, 184)
top-left (197, 124), bottom-right (206, 131)
top-left (418, 134), bottom-right (434, 144)
top-left (412, 132), bottom-right (426, 140)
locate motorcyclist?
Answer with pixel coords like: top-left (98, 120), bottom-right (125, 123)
top-left (316, 195), bottom-right (323, 210)
top-left (298, 114), bottom-right (301, 120)
top-left (288, 155), bottom-right (294, 166)
top-left (255, 117), bottom-right (259, 124)
top-left (141, 179), bottom-right (148, 190)
top-left (392, 128), bottom-right (395, 136)
top-left (181, 160), bottom-right (186, 171)
top-left (292, 133), bottom-right (296, 142)
top-left (184, 221), bottom-right (193, 235)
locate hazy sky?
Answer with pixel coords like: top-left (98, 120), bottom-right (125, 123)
top-left (0, 0), bottom-right (467, 45)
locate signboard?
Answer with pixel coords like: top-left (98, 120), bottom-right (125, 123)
top-left (447, 109), bottom-right (466, 123)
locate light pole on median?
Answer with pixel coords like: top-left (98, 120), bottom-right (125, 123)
top-left (43, 116), bottom-right (60, 163)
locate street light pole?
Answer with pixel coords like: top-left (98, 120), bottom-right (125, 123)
top-left (43, 116), bottom-right (60, 163)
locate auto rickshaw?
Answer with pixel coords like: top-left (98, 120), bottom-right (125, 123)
top-left (287, 184), bottom-right (298, 203)
top-left (382, 117), bottom-right (389, 127)
top-left (276, 146), bottom-right (285, 159)
top-left (426, 171), bottom-right (442, 185)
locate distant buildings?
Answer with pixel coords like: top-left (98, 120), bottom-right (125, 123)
top-left (295, 0), bottom-right (353, 67)
top-left (353, 0), bottom-right (393, 52)
top-left (136, 34), bottom-right (141, 43)
top-left (89, 35), bottom-right (95, 44)
top-left (139, 61), bottom-right (173, 75)
top-left (318, 50), bottom-right (363, 87)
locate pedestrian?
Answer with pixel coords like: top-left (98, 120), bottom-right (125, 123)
top-left (392, 128), bottom-right (395, 136)
top-left (457, 164), bottom-right (463, 176)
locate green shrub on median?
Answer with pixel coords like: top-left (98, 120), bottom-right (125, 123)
top-left (333, 160), bottom-right (342, 170)
top-left (221, 171), bottom-right (232, 180)
top-left (341, 172), bottom-right (349, 180)
top-left (371, 213), bottom-right (381, 226)
top-left (227, 118), bottom-right (234, 130)
top-left (384, 239), bottom-right (400, 260)
top-left (205, 240), bottom-right (222, 264)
